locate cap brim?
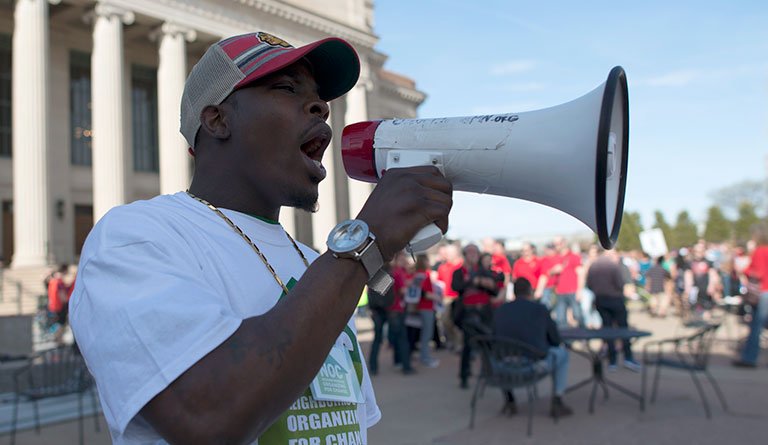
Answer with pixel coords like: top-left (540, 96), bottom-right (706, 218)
top-left (235, 37), bottom-right (360, 101)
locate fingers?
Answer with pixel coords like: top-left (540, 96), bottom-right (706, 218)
top-left (357, 165), bottom-right (453, 259)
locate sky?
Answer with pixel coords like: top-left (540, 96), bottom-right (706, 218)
top-left (370, 0), bottom-right (768, 243)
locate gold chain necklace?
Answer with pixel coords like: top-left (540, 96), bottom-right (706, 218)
top-left (185, 191), bottom-right (309, 295)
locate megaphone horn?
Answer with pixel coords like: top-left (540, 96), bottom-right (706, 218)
top-left (342, 66), bottom-right (629, 251)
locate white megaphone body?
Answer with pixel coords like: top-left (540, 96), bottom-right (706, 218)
top-left (341, 66), bottom-right (629, 252)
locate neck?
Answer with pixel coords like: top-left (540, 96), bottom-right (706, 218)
top-left (188, 178), bottom-right (280, 221)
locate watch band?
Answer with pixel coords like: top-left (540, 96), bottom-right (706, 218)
top-left (356, 235), bottom-right (394, 294)
top-left (368, 268), bottom-right (394, 295)
top-left (358, 235), bottom-right (384, 280)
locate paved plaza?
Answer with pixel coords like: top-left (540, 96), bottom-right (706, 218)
top-left (1, 305), bottom-right (766, 444)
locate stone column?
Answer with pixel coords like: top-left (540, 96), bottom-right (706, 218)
top-left (343, 74), bottom-right (374, 219)
top-left (155, 22), bottom-right (196, 195)
top-left (10, 0), bottom-right (58, 267)
top-left (89, 3), bottom-right (134, 221)
top-left (279, 207), bottom-right (296, 239)
top-left (311, 114), bottom-right (338, 252)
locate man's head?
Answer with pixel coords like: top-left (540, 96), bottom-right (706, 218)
top-left (513, 278), bottom-right (534, 300)
top-left (444, 244), bottom-right (461, 263)
top-left (181, 32), bottom-right (359, 212)
top-left (463, 244), bottom-right (481, 266)
top-left (553, 236), bottom-right (567, 253)
top-left (521, 242), bottom-right (536, 259)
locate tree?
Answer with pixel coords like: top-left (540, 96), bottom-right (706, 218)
top-left (703, 206), bottom-right (732, 243)
top-left (652, 210), bottom-right (674, 249)
top-left (709, 179), bottom-right (766, 217)
top-left (616, 211), bottom-right (643, 251)
top-left (672, 211), bottom-right (698, 248)
top-left (733, 201), bottom-right (760, 244)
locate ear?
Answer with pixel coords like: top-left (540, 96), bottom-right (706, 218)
top-left (199, 104), bottom-right (232, 142)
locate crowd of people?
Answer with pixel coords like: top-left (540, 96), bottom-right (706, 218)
top-left (365, 223), bottom-right (768, 417)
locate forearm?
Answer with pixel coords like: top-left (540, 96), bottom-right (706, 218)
top-left (142, 252), bottom-right (368, 444)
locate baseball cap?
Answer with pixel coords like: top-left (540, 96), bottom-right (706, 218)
top-left (180, 31), bottom-right (360, 149)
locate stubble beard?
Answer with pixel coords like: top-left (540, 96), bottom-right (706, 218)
top-left (286, 187), bottom-right (319, 213)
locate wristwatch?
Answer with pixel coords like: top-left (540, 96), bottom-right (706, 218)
top-left (327, 219), bottom-right (394, 295)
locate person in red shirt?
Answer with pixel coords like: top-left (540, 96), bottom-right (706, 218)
top-left (436, 244), bottom-right (463, 351)
top-left (541, 237), bottom-right (584, 328)
top-left (512, 242), bottom-right (541, 294)
top-left (389, 251), bottom-right (416, 375)
top-left (483, 238), bottom-right (512, 299)
top-left (535, 243), bottom-right (559, 309)
top-left (733, 223), bottom-right (768, 368)
top-left (47, 264), bottom-right (71, 345)
top-left (408, 255), bottom-right (441, 368)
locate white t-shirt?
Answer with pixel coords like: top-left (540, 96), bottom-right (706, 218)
top-left (70, 192), bottom-right (380, 444)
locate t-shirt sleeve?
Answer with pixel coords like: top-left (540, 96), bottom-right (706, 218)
top-left (70, 238), bottom-right (242, 437)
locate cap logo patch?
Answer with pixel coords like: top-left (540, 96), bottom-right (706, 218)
top-left (257, 32), bottom-right (293, 48)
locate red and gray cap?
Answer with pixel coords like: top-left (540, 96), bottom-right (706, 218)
top-left (180, 31), bottom-right (360, 151)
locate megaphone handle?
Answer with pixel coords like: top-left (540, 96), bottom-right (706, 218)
top-left (407, 223), bottom-right (444, 254)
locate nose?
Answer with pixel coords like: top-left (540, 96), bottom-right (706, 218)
top-left (306, 98), bottom-right (330, 121)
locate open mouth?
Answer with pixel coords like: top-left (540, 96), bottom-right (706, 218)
top-left (300, 125), bottom-right (331, 181)
top-left (300, 129), bottom-right (331, 162)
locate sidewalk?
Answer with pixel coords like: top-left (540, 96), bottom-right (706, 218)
top-left (2, 307), bottom-right (766, 444)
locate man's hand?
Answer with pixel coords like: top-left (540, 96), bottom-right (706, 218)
top-left (356, 166), bottom-right (453, 261)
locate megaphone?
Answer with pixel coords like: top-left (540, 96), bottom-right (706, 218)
top-left (341, 66), bottom-right (629, 252)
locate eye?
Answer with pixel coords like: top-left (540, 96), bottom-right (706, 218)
top-left (274, 83), bottom-right (296, 93)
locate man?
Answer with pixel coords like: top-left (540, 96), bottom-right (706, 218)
top-left (46, 264), bottom-right (71, 345)
top-left (685, 241), bottom-right (721, 317)
top-left (646, 256), bottom-right (671, 317)
top-left (511, 242), bottom-right (541, 296)
top-left (494, 278), bottom-right (573, 417)
top-left (389, 250), bottom-right (416, 375)
top-left (69, 32), bottom-right (452, 444)
top-left (436, 243), bottom-right (463, 350)
top-left (586, 250), bottom-right (642, 371)
top-left (541, 237), bottom-right (584, 328)
top-left (483, 238), bottom-right (512, 297)
top-left (452, 244), bottom-right (502, 389)
top-left (534, 243), bottom-right (558, 309)
top-left (733, 222), bottom-right (768, 368)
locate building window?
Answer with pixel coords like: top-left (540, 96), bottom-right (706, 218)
top-left (73, 204), bottom-right (93, 255)
top-left (132, 65), bottom-right (158, 172)
top-left (0, 34), bottom-right (11, 158)
top-left (70, 51), bottom-right (92, 166)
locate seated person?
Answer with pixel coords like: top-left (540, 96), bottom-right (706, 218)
top-left (493, 278), bottom-right (573, 417)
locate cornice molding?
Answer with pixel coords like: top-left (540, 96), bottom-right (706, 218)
top-left (231, 0), bottom-right (378, 48)
top-left (379, 82), bottom-right (426, 105)
top-left (103, 0), bottom-right (378, 49)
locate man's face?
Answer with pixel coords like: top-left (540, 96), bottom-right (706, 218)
top-left (224, 60), bottom-right (331, 212)
top-left (464, 245), bottom-right (480, 266)
top-left (521, 244), bottom-right (533, 258)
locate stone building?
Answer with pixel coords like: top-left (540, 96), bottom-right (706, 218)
top-left (0, 0), bottom-right (425, 315)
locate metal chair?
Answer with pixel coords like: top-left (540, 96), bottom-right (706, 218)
top-left (469, 335), bottom-right (555, 436)
top-left (641, 323), bottom-right (728, 418)
top-left (9, 345), bottom-right (100, 445)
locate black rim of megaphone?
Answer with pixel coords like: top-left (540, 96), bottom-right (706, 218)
top-left (595, 66), bottom-right (629, 250)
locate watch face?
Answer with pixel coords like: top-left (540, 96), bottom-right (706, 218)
top-left (328, 220), bottom-right (369, 253)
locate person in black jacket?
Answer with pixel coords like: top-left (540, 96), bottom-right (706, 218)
top-left (452, 244), bottom-right (502, 388)
top-left (493, 278), bottom-right (573, 417)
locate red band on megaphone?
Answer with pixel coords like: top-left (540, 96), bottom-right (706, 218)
top-left (341, 120), bottom-right (381, 183)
